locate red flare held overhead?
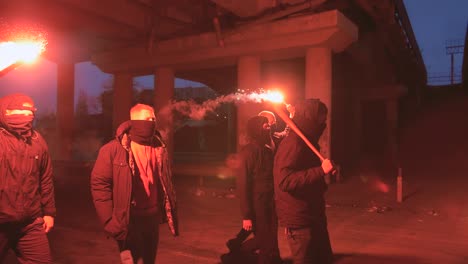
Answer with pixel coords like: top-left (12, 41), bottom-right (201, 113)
top-left (0, 39), bottom-right (46, 76)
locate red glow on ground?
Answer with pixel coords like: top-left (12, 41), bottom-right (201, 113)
top-left (374, 180), bottom-right (390, 193)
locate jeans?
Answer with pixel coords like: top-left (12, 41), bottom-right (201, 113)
top-left (285, 223), bottom-right (333, 264)
top-left (0, 217), bottom-right (52, 264)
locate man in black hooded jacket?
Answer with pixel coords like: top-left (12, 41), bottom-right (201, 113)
top-left (0, 93), bottom-right (55, 263)
top-left (274, 98), bottom-right (334, 264)
top-left (222, 116), bottom-right (281, 264)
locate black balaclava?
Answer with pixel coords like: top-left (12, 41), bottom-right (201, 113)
top-left (130, 120), bottom-right (156, 146)
top-left (269, 123), bottom-right (278, 134)
top-left (246, 116), bottom-right (270, 146)
top-left (0, 93), bottom-right (36, 139)
top-left (258, 111), bottom-right (277, 133)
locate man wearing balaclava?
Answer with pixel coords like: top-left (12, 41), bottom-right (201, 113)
top-left (258, 105), bottom-right (295, 152)
top-left (0, 93), bottom-right (55, 263)
top-left (222, 115), bottom-right (282, 264)
top-left (91, 103), bottom-right (178, 264)
top-left (274, 98), bottom-right (334, 264)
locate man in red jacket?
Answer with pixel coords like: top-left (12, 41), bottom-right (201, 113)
top-left (91, 103), bottom-right (178, 264)
top-left (0, 93), bottom-right (55, 264)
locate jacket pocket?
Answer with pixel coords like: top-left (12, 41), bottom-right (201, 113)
top-left (104, 213), bottom-right (126, 240)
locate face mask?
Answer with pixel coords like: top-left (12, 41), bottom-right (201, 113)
top-left (262, 127), bottom-right (272, 145)
top-left (4, 115), bottom-right (34, 138)
top-left (130, 120), bottom-right (156, 145)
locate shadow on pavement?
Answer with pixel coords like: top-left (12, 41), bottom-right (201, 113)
top-left (333, 253), bottom-right (431, 264)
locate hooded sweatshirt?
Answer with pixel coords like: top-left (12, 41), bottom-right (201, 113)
top-left (0, 94), bottom-right (55, 223)
top-left (237, 116), bottom-right (274, 220)
top-left (273, 98), bottom-right (328, 228)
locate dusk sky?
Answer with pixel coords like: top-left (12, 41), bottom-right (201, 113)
top-left (0, 0), bottom-right (466, 115)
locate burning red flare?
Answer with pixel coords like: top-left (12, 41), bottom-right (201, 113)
top-left (0, 41), bottom-right (45, 72)
top-left (0, 20), bottom-right (47, 76)
top-left (259, 90), bottom-right (284, 103)
top-left (237, 89), bottom-right (285, 104)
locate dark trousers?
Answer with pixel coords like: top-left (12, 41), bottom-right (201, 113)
top-left (118, 214), bottom-right (160, 264)
top-left (0, 217), bottom-right (52, 264)
top-left (224, 192), bottom-right (281, 264)
top-left (253, 192), bottom-right (281, 264)
top-left (285, 221), bottom-right (333, 264)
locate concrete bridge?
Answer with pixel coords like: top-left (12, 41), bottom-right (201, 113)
top-left (1, 0), bottom-right (426, 176)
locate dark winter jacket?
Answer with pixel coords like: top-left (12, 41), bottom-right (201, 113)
top-left (0, 100), bottom-right (55, 223)
top-left (237, 142), bottom-right (275, 220)
top-left (274, 99), bottom-right (328, 228)
top-left (91, 121), bottom-right (178, 240)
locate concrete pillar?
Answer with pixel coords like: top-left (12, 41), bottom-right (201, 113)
top-left (305, 47), bottom-right (332, 159)
top-left (154, 67), bottom-right (175, 158)
top-left (237, 55), bottom-right (261, 151)
top-left (353, 99), bottom-right (363, 164)
top-left (56, 63), bottom-right (75, 160)
top-left (386, 98), bottom-right (399, 175)
top-left (113, 73), bottom-right (133, 130)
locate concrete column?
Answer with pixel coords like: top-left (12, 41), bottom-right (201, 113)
top-left (305, 47), bottom-right (332, 159)
top-left (56, 63), bottom-right (75, 160)
top-left (113, 73), bottom-right (133, 130)
top-left (386, 98), bottom-right (399, 175)
top-left (237, 55), bottom-right (261, 151)
top-left (353, 99), bottom-right (363, 164)
top-left (154, 67), bottom-right (175, 158)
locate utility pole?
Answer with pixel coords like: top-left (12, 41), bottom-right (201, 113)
top-left (446, 39), bottom-right (464, 84)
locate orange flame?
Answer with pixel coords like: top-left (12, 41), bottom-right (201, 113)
top-left (259, 90), bottom-right (284, 104)
top-left (0, 40), bottom-right (46, 72)
top-left (238, 90), bottom-right (284, 104)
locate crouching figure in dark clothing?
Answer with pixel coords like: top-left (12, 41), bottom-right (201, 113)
top-left (91, 104), bottom-right (178, 264)
top-left (222, 116), bottom-right (282, 264)
top-left (0, 94), bottom-right (56, 264)
top-left (274, 99), bottom-right (335, 264)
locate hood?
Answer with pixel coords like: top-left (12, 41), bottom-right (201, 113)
top-left (246, 115), bottom-right (270, 146)
top-left (291, 98), bottom-right (328, 143)
top-left (0, 93), bottom-right (36, 132)
top-left (115, 120), bottom-right (132, 141)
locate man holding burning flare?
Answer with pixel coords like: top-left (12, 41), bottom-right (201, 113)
top-left (274, 98), bottom-right (335, 264)
top-left (0, 93), bottom-right (56, 264)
